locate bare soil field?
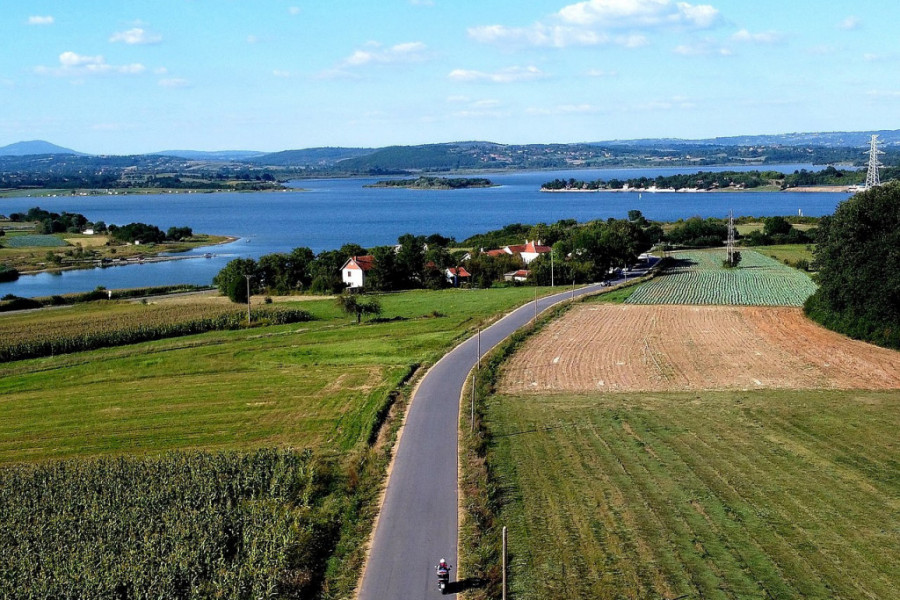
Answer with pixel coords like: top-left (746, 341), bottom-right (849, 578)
top-left (500, 304), bottom-right (900, 393)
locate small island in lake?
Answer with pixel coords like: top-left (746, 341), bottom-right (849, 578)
top-left (366, 176), bottom-right (494, 190)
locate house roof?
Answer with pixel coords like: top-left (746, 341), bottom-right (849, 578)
top-left (523, 240), bottom-right (551, 254)
top-left (505, 269), bottom-right (530, 278)
top-left (341, 255), bottom-right (375, 271)
top-left (484, 240), bottom-right (550, 257)
top-left (447, 267), bottom-right (471, 277)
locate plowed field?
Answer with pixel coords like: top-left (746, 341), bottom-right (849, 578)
top-left (500, 304), bottom-right (900, 393)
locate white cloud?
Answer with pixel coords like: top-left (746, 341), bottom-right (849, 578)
top-left (470, 0), bottom-right (721, 48)
top-left (673, 40), bottom-right (731, 56)
top-left (448, 65), bottom-right (545, 83)
top-left (247, 35), bottom-right (260, 44)
top-left (557, 0), bottom-right (719, 29)
top-left (35, 52), bottom-right (146, 76)
top-left (525, 103), bottom-right (605, 116)
top-left (337, 41), bottom-right (429, 69)
top-left (28, 16), bottom-right (54, 25)
top-left (838, 16), bottom-right (860, 30)
top-left (158, 78), bottom-right (189, 88)
top-left (587, 68), bottom-right (619, 77)
top-left (410, 0), bottom-right (435, 5)
top-left (731, 29), bottom-right (783, 44)
top-left (109, 27), bottom-right (162, 45)
top-left (866, 89), bottom-right (900, 98)
top-left (864, 53), bottom-right (891, 62)
top-left (273, 70), bottom-right (291, 78)
top-left (288, 6), bottom-right (301, 15)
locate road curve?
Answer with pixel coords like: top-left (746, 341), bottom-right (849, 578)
top-left (358, 282), bottom-right (610, 599)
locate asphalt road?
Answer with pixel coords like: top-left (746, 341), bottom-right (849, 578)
top-left (357, 281), bottom-right (613, 599)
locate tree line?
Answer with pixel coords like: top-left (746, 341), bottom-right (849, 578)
top-left (213, 214), bottom-right (661, 301)
top-left (542, 166), bottom-right (900, 192)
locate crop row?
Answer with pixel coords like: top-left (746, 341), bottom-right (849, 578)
top-left (627, 249), bottom-right (817, 306)
top-left (0, 304), bottom-right (311, 362)
top-left (0, 448), bottom-right (337, 599)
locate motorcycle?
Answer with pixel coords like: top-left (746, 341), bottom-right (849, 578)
top-left (436, 562), bottom-right (451, 594)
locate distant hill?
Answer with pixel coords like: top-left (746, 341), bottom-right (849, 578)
top-left (249, 147), bottom-right (374, 167)
top-left (154, 150), bottom-right (267, 161)
top-left (598, 129), bottom-right (900, 148)
top-left (332, 144), bottom-right (488, 173)
top-left (0, 140), bottom-right (85, 156)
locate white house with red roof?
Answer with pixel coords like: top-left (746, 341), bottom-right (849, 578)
top-left (445, 266), bottom-right (471, 286)
top-left (483, 240), bottom-right (551, 265)
top-left (504, 269), bottom-right (530, 282)
top-left (340, 255), bottom-right (375, 289)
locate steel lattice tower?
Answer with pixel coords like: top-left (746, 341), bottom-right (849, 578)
top-left (865, 134), bottom-right (884, 189)
top-left (726, 209), bottom-right (736, 265)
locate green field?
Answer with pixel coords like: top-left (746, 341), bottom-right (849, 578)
top-left (2, 233), bottom-right (69, 247)
top-left (0, 287), bottom-right (550, 463)
top-left (754, 243), bottom-right (816, 267)
top-left (0, 287), bottom-right (555, 597)
top-left (487, 389), bottom-right (900, 600)
top-left (626, 249), bottom-right (817, 305)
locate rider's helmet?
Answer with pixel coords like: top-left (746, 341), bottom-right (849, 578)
top-left (440, 558), bottom-right (447, 566)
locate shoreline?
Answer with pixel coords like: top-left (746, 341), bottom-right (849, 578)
top-left (540, 185), bottom-right (854, 193)
top-left (15, 235), bottom-right (238, 277)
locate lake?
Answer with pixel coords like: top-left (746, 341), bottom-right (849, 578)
top-left (0, 165), bottom-right (850, 297)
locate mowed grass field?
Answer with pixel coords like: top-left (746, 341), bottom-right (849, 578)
top-left (487, 389), bottom-right (900, 600)
top-left (0, 287), bottom-right (549, 464)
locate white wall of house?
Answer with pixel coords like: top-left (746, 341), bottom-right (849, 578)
top-left (343, 267), bottom-right (365, 288)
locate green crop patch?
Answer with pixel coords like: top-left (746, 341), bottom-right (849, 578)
top-left (626, 249), bottom-right (817, 306)
top-left (487, 389), bottom-right (900, 600)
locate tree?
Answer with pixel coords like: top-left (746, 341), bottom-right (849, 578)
top-left (805, 181), bottom-right (900, 348)
top-left (166, 226), bottom-right (193, 241)
top-left (336, 293), bottom-right (382, 324)
top-left (213, 258), bottom-right (259, 303)
top-left (763, 216), bottom-right (792, 237)
top-left (367, 246), bottom-right (401, 291)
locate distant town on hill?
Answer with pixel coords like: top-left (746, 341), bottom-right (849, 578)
top-left (0, 129), bottom-right (898, 192)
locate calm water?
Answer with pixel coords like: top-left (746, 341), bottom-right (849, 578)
top-left (0, 165), bottom-right (849, 297)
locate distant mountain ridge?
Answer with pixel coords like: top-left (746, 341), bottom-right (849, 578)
top-left (0, 140), bottom-right (85, 156)
top-left (598, 129), bottom-right (900, 148)
top-left (153, 150), bottom-right (267, 161)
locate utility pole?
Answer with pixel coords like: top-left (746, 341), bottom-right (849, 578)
top-left (244, 274), bottom-right (253, 324)
top-left (550, 249), bottom-right (554, 287)
top-left (502, 526), bottom-right (508, 600)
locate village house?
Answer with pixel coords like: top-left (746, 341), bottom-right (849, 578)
top-left (340, 255), bottom-right (375, 289)
top-left (483, 240), bottom-right (551, 265)
top-left (504, 269), bottom-right (530, 282)
top-left (445, 266), bottom-right (471, 286)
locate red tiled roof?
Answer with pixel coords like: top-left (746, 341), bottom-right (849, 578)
top-left (347, 255), bottom-right (375, 271)
top-left (447, 267), bottom-right (471, 277)
top-left (524, 241), bottom-right (551, 253)
top-left (483, 249), bottom-right (507, 257)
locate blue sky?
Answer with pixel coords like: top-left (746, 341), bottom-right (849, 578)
top-left (2, 0), bottom-right (897, 154)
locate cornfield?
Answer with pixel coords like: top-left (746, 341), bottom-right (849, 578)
top-left (626, 249), bottom-right (817, 306)
top-left (0, 449), bottom-right (339, 599)
top-left (0, 304), bottom-right (311, 362)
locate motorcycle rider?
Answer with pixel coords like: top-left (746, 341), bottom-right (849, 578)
top-left (436, 558), bottom-right (451, 575)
